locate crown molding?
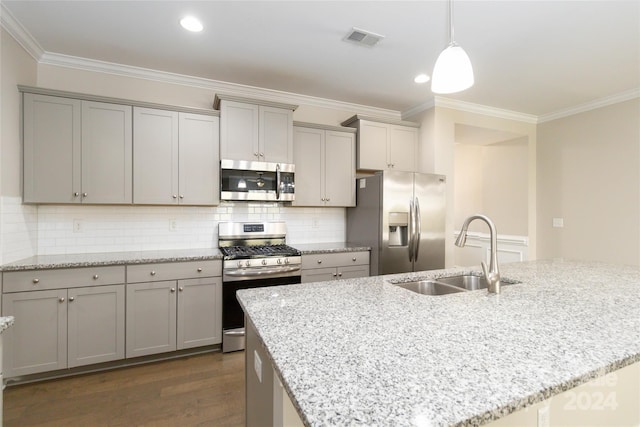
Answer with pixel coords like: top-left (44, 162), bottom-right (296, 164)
top-left (537, 88), bottom-right (640, 123)
top-left (401, 98), bottom-right (436, 120)
top-left (0, 3), bottom-right (44, 61)
top-left (434, 97), bottom-right (539, 124)
top-left (38, 51), bottom-right (401, 120)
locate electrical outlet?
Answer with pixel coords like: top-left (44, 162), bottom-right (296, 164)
top-left (73, 219), bottom-right (83, 233)
top-left (169, 219), bottom-right (177, 232)
top-left (537, 405), bottom-right (550, 427)
top-left (254, 350), bottom-right (262, 383)
top-left (552, 218), bottom-right (564, 228)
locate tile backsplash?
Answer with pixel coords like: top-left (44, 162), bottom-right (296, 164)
top-left (1, 196), bottom-right (346, 262)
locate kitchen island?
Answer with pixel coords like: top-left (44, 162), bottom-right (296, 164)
top-left (237, 260), bottom-right (640, 426)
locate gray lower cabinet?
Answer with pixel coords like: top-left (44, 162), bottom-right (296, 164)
top-left (133, 107), bottom-right (220, 205)
top-left (126, 274), bottom-right (222, 358)
top-left (23, 93), bottom-right (133, 204)
top-left (301, 251), bottom-right (370, 283)
top-left (2, 284), bottom-right (125, 377)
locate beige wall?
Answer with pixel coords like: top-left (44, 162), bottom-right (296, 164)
top-left (537, 98), bottom-right (640, 265)
top-left (2, 28), bottom-right (37, 197)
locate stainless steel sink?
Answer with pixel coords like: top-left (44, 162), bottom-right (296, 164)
top-left (395, 280), bottom-right (467, 296)
top-left (437, 274), bottom-right (520, 290)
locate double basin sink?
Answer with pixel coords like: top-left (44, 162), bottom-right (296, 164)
top-left (394, 274), bottom-right (520, 296)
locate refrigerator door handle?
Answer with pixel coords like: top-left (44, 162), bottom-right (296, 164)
top-left (414, 197), bottom-right (422, 261)
top-left (408, 199), bottom-right (415, 262)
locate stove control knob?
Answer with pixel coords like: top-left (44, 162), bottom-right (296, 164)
top-left (277, 259), bottom-right (282, 265)
top-left (245, 260), bottom-right (251, 267)
top-left (237, 261), bottom-right (243, 268)
top-left (284, 258), bottom-right (290, 264)
top-left (262, 259), bottom-right (267, 266)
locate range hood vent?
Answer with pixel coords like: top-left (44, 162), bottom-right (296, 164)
top-left (344, 27), bottom-right (384, 47)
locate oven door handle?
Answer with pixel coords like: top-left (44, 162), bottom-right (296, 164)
top-left (224, 265), bottom-right (301, 277)
top-left (224, 330), bottom-right (245, 337)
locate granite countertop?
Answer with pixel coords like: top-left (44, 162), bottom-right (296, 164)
top-left (0, 316), bottom-right (15, 333)
top-left (0, 243), bottom-right (369, 271)
top-left (237, 260), bottom-right (640, 426)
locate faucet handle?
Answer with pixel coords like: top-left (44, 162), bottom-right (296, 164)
top-left (481, 261), bottom-right (489, 279)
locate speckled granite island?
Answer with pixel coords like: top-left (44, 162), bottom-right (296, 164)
top-left (238, 260), bottom-right (640, 427)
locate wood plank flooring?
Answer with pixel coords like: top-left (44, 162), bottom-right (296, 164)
top-left (3, 351), bottom-right (245, 427)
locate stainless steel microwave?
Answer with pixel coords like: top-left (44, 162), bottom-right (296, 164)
top-left (220, 159), bottom-right (295, 202)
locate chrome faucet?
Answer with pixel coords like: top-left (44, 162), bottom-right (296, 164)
top-left (455, 214), bottom-right (501, 294)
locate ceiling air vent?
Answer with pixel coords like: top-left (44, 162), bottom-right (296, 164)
top-left (343, 27), bottom-right (385, 47)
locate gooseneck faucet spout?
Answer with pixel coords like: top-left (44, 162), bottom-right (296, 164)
top-left (455, 214), bottom-right (501, 294)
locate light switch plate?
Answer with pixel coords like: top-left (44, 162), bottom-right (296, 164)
top-left (552, 218), bottom-right (564, 228)
top-left (537, 405), bottom-right (550, 427)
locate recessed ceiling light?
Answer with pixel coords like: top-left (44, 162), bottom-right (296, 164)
top-left (180, 16), bottom-right (203, 32)
top-left (414, 74), bottom-right (430, 84)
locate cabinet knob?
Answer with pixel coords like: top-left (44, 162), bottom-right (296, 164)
top-left (69, 296), bottom-right (75, 302)
top-left (260, 153), bottom-right (264, 157)
top-left (179, 287), bottom-right (184, 292)
top-left (59, 297), bottom-right (65, 303)
top-left (332, 273), bottom-right (337, 277)
top-left (73, 192), bottom-right (79, 197)
top-left (179, 195), bottom-right (184, 199)
top-left (317, 260), bottom-right (322, 264)
top-left (93, 274), bottom-right (99, 280)
top-left (172, 195), bottom-right (178, 199)
top-left (338, 273), bottom-right (343, 277)
top-left (197, 267), bottom-right (203, 272)
top-left (82, 192), bottom-right (88, 197)
top-left (254, 152), bottom-right (259, 157)
top-left (170, 288), bottom-right (176, 293)
top-left (352, 257), bottom-right (357, 262)
top-left (150, 271), bottom-right (156, 276)
top-left (32, 278), bottom-right (40, 284)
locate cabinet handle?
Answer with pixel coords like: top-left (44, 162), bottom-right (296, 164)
top-left (317, 260), bottom-right (322, 264)
top-left (150, 271), bottom-right (156, 276)
top-left (197, 268), bottom-right (203, 272)
top-left (59, 297), bottom-right (65, 303)
top-left (32, 278), bottom-right (40, 284)
top-left (69, 296), bottom-right (75, 302)
top-left (93, 274), bottom-right (99, 280)
top-left (179, 287), bottom-right (184, 292)
top-left (82, 192), bottom-right (88, 197)
top-left (73, 192), bottom-right (79, 197)
top-left (170, 288), bottom-right (176, 293)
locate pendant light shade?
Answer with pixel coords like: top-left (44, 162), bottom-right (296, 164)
top-left (431, 42), bottom-right (474, 94)
top-left (431, 0), bottom-right (474, 94)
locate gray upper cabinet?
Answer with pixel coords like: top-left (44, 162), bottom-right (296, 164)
top-left (293, 124), bottom-right (356, 207)
top-left (133, 107), bottom-right (219, 205)
top-left (216, 95), bottom-right (296, 164)
top-left (341, 115), bottom-right (419, 172)
top-left (23, 93), bottom-right (132, 204)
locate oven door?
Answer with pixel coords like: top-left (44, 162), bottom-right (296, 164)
top-left (222, 274), bottom-right (301, 353)
top-left (220, 159), bottom-right (294, 202)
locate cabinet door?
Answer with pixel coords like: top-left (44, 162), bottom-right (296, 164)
top-left (2, 289), bottom-right (67, 377)
top-left (178, 113), bottom-right (220, 205)
top-left (260, 106), bottom-right (293, 164)
top-left (292, 127), bottom-right (323, 206)
top-left (389, 125), bottom-right (417, 172)
top-left (133, 107), bottom-right (179, 204)
top-left (177, 277), bottom-right (222, 350)
top-left (357, 121), bottom-right (388, 170)
top-left (220, 100), bottom-right (259, 161)
top-left (126, 281), bottom-right (177, 358)
top-left (324, 131), bottom-right (355, 207)
top-left (68, 284), bottom-right (125, 368)
top-left (337, 265), bottom-right (369, 280)
top-left (23, 93), bottom-right (81, 203)
top-left (301, 268), bottom-right (337, 283)
top-left (81, 101), bottom-right (132, 204)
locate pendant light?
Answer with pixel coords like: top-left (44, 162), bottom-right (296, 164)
top-left (431, 0), bottom-right (474, 94)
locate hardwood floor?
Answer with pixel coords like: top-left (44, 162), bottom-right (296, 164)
top-left (4, 351), bottom-right (245, 427)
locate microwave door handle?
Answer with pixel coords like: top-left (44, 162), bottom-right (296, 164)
top-left (275, 163), bottom-right (281, 200)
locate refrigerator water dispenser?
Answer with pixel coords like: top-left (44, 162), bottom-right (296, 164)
top-left (388, 212), bottom-right (408, 247)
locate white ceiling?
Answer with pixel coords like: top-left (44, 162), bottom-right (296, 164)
top-left (3, 1), bottom-right (639, 117)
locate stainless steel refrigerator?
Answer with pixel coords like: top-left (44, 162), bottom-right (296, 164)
top-left (347, 171), bottom-right (446, 275)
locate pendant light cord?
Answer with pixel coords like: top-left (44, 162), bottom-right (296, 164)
top-left (449, 0), bottom-right (455, 45)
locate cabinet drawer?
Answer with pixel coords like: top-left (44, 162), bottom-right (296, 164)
top-left (302, 251), bottom-right (369, 270)
top-left (2, 266), bottom-right (125, 293)
top-left (126, 260), bottom-right (221, 283)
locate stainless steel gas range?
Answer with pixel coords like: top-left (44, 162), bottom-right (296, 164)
top-left (218, 221), bottom-right (301, 353)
